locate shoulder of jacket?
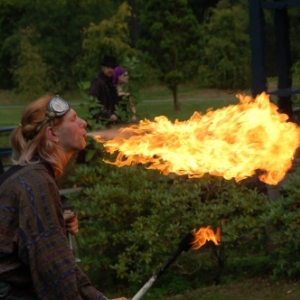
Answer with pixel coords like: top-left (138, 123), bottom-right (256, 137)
top-left (1, 163), bottom-right (53, 188)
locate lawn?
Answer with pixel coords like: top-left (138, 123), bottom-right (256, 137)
top-left (153, 277), bottom-right (300, 300)
top-left (0, 86), bottom-right (241, 126)
top-left (0, 86), bottom-right (241, 146)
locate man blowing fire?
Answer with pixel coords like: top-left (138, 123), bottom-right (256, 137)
top-left (0, 94), bottom-right (128, 300)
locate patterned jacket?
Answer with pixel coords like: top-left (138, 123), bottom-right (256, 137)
top-left (0, 162), bottom-right (107, 299)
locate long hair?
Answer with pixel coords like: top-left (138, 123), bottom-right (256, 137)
top-left (113, 66), bottom-right (127, 84)
top-left (10, 94), bottom-right (67, 177)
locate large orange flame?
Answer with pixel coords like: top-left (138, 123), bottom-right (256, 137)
top-left (92, 92), bottom-right (300, 185)
top-left (191, 226), bottom-right (221, 250)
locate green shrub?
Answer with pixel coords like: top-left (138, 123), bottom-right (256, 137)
top-left (261, 168), bottom-right (300, 278)
top-left (67, 155), bottom-right (271, 293)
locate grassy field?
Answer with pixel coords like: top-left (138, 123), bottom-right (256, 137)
top-left (152, 277), bottom-right (300, 300)
top-left (0, 86), bottom-right (241, 125)
top-left (0, 86), bottom-right (241, 146)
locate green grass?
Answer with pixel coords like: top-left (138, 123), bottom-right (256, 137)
top-left (0, 86), bottom-right (240, 146)
top-left (153, 277), bottom-right (300, 300)
top-left (107, 276), bottom-right (300, 300)
top-left (0, 85), bottom-right (241, 124)
top-left (137, 98), bottom-right (239, 122)
top-left (0, 108), bottom-right (23, 126)
top-left (0, 97), bottom-right (238, 127)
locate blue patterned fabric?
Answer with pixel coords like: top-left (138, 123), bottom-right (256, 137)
top-left (0, 163), bottom-right (107, 299)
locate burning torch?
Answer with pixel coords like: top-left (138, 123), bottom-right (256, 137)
top-left (131, 226), bottom-right (220, 300)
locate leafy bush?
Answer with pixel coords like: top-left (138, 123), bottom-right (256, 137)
top-left (67, 154), bottom-right (271, 292)
top-left (261, 168), bottom-right (300, 278)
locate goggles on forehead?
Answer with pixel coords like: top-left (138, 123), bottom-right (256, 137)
top-left (46, 95), bottom-right (71, 118)
top-left (29, 95), bottom-right (71, 140)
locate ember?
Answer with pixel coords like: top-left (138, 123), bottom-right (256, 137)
top-left (90, 92), bottom-right (300, 185)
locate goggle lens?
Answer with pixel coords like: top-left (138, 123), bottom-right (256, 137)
top-left (47, 96), bottom-right (70, 117)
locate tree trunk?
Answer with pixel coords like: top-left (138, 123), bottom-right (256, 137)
top-left (128, 0), bottom-right (140, 47)
top-left (172, 85), bottom-right (180, 111)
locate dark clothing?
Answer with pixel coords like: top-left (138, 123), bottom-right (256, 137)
top-left (89, 72), bottom-right (119, 122)
top-left (0, 162), bottom-right (107, 299)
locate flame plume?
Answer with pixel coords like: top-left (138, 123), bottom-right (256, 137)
top-left (191, 226), bottom-right (221, 250)
top-left (92, 92), bottom-right (300, 185)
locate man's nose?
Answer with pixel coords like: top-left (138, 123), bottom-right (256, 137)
top-left (80, 118), bottom-right (87, 128)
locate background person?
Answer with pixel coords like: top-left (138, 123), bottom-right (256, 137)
top-left (89, 55), bottom-right (119, 127)
top-left (0, 94), bottom-right (128, 300)
top-left (113, 66), bottom-right (138, 124)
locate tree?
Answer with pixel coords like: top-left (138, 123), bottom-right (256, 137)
top-left (199, 0), bottom-right (251, 89)
top-left (138, 0), bottom-right (203, 111)
top-left (78, 1), bottom-right (137, 81)
top-left (0, 0), bottom-right (124, 91)
top-left (13, 27), bottom-right (51, 97)
top-left (0, 0), bottom-right (26, 89)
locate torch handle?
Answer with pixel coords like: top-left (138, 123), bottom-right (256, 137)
top-left (131, 232), bottom-right (194, 300)
top-left (131, 276), bottom-right (156, 300)
top-left (154, 248), bottom-right (182, 279)
top-left (131, 249), bottom-right (182, 300)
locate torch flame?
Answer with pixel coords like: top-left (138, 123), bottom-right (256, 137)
top-left (191, 226), bottom-right (221, 250)
top-left (92, 92), bottom-right (300, 185)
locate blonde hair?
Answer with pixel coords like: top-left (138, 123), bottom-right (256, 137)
top-left (11, 94), bottom-right (67, 177)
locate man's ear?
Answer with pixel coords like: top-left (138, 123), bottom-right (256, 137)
top-left (45, 126), bottom-right (59, 143)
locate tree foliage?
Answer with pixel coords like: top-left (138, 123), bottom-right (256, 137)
top-left (199, 0), bottom-right (251, 89)
top-left (138, 0), bottom-right (204, 110)
top-left (77, 1), bottom-right (137, 81)
top-left (0, 0), bottom-right (124, 90)
top-left (1, 0), bottom-right (300, 94)
top-left (13, 27), bottom-right (51, 97)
